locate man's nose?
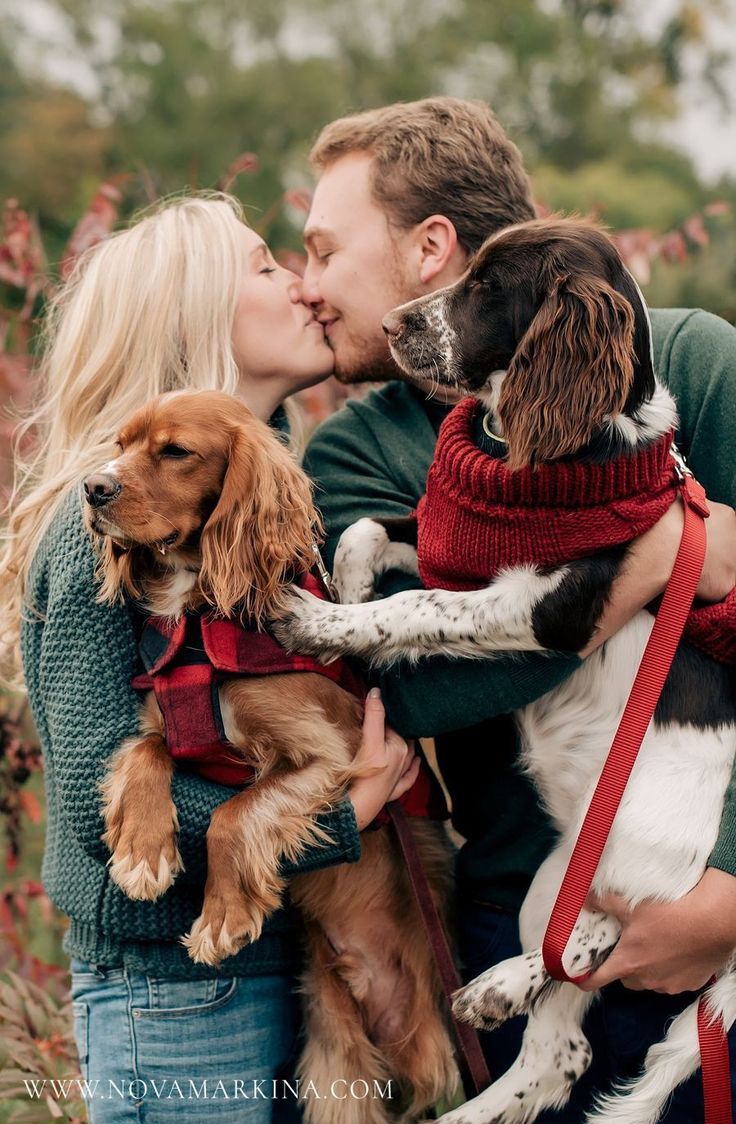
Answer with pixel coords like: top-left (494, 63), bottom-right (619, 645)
top-left (83, 474), bottom-right (122, 507)
top-left (301, 260), bottom-right (322, 307)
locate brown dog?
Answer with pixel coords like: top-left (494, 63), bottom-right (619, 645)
top-left (83, 389), bottom-right (458, 1124)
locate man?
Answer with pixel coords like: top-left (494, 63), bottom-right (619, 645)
top-left (301, 97), bottom-right (736, 1118)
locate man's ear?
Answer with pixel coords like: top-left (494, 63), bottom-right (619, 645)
top-left (416, 215), bottom-right (464, 285)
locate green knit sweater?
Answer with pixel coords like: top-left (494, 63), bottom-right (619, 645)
top-left (304, 308), bottom-right (736, 911)
top-left (20, 488), bottom-right (361, 978)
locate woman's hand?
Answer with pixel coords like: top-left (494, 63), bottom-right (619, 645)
top-left (581, 498), bottom-right (736, 657)
top-left (348, 688), bottom-right (421, 830)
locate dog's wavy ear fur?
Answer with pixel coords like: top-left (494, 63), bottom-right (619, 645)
top-left (199, 417), bottom-right (319, 625)
top-left (497, 272), bottom-right (636, 470)
top-left (92, 535), bottom-right (144, 605)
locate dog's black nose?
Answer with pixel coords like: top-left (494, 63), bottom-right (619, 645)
top-left (383, 310), bottom-right (427, 338)
top-left (383, 311), bottom-right (404, 338)
top-left (83, 474), bottom-right (122, 507)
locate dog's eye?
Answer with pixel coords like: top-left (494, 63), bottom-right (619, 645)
top-left (160, 444), bottom-right (191, 459)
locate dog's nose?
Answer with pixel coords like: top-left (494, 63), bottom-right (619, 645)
top-left (382, 311), bottom-right (404, 339)
top-left (383, 310), bottom-right (427, 338)
top-left (83, 474), bottom-right (122, 507)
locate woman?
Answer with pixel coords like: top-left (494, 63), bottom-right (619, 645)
top-left (0, 193), bottom-right (419, 1122)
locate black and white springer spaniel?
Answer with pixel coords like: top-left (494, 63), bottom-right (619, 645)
top-left (275, 219), bottom-right (736, 1124)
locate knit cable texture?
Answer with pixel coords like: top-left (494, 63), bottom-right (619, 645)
top-left (417, 398), bottom-right (736, 664)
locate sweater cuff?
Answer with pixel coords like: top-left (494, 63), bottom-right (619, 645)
top-left (280, 797), bottom-right (361, 877)
top-left (708, 798), bottom-right (736, 878)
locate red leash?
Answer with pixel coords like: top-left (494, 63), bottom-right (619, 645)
top-left (542, 467), bottom-right (732, 1122)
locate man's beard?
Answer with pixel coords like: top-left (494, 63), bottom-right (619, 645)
top-left (332, 330), bottom-right (399, 385)
top-left (332, 254), bottom-right (421, 385)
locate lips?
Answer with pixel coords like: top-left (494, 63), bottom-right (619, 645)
top-left (304, 314), bottom-right (327, 335)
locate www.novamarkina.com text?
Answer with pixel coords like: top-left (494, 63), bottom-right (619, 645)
top-left (23, 1078), bottom-right (396, 1103)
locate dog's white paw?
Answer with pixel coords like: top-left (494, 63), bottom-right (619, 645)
top-left (183, 896), bottom-right (267, 966)
top-left (108, 846), bottom-right (183, 901)
top-left (452, 951), bottom-right (549, 1030)
top-left (272, 585), bottom-right (354, 662)
top-left (333, 518), bottom-right (388, 604)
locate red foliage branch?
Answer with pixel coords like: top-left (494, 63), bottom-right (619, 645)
top-left (59, 180), bottom-right (126, 280)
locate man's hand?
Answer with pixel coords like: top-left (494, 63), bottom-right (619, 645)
top-left (580, 868), bottom-right (736, 994)
top-left (695, 499), bottom-right (736, 602)
top-left (581, 499), bottom-right (736, 657)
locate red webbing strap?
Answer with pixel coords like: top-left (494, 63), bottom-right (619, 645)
top-left (542, 475), bottom-right (731, 1122)
top-left (386, 802), bottom-right (492, 1099)
top-left (698, 984), bottom-right (733, 1124)
top-left (542, 475), bottom-right (708, 979)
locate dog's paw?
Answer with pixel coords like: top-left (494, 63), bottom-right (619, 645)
top-left (271, 586), bottom-right (348, 662)
top-left (108, 846), bottom-right (183, 901)
top-left (451, 979), bottom-right (511, 1033)
top-left (182, 896), bottom-right (267, 966)
top-left (452, 951), bottom-right (548, 1031)
top-left (102, 791), bottom-right (182, 902)
top-left (332, 518), bottom-right (387, 604)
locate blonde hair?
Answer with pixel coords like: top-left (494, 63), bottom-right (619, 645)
top-left (310, 96), bottom-right (536, 254)
top-left (0, 192), bottom-right (253, 683)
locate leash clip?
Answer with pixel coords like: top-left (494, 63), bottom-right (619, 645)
top-left (671, 443), bottom-right (710, 519)
top-left (669, 445), bottom-right (710, 519)
top-left (310, 541), bottom-right (340, 603)
top-left (670, 442), bottom-right (692, 480)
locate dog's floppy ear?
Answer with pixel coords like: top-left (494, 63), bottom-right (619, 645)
top-left (497, 272), bottom-right (635, 470)
top-left (92, 535), bottom-right (143, 606)
top-left (199, 417), bottom-right (319, 624)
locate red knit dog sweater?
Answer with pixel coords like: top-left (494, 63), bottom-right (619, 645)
top-left (416, 398), bottom-right (736, 664)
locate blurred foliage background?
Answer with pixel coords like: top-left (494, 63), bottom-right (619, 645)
top-left (1, 0), bottom-right (735, 1117)
top-left (1, 0), bottom-right (736, 314)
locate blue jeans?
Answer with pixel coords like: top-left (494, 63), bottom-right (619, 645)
top-left (70, 959), bottom-right (303, 1123)
top-left (458, 900), bottom-right (736, 1122)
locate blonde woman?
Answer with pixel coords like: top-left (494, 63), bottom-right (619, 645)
top-left (0, 195), bottom-right (418, 1123)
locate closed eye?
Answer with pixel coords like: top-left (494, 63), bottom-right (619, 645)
top-left (160, 444), bottom-right (191, 458)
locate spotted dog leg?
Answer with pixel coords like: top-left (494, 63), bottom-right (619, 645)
top-left (452, 909), bottom-right (619, 1033)
top-left (435, 983), bottom-right (595, 1124)
top-left (332, 518), bottom-right (419, 605)
top-left (436, 910), bottom-right (620, 1124)
top-left (273, 565), bottom-right (568, 666)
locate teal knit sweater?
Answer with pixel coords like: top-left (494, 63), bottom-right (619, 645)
top-left (20, 489), bottom-right (361, 978)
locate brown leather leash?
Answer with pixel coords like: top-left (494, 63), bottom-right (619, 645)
top-left (386, 801), bottom-right (492, 1099)
top-left (312, 551), bottom-right (490, 1096)
top-left (541, 463), bottom-right (732, 1124)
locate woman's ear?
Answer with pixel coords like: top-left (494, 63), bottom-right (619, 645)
top-left (199, 418), bottom-right (319, 624)
top-left (497, 273), bottom-right (636, 470)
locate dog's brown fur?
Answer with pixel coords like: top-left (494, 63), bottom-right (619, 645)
top-left (86, 390), bottom-right (458, 1123)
